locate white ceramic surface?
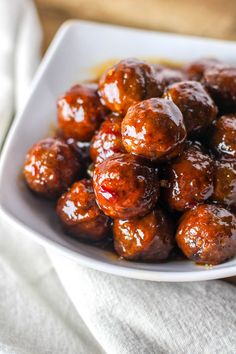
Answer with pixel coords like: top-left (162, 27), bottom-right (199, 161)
top-left (0, 20), bottom-right (236, 282)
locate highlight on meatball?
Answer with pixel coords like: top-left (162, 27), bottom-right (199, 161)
top-left (90, 114), bottom-right (125, 165)
top-left (57, 83), bottom-right (107, 141)
top-left (163, 81), bottom-right (218, 135)
top-left (121, 97), bottom-right (187, 161)
top-left (176, 204), bottom-right (236, 265)
top-left (23, 137), bottom-right (80, 199)
top-left (210, 114), bottom-right (236, 160)
top-left (113, 207), bottom-right (174, 262)
top-left (98, 58), bottom-right (161, 115)
top-left (87, 162), bottom-right (95, 178)
top-left (212, 160), bottom-right (236, 207)
top-left (161, 141), bottom-right (214, 211)
top-left (203, 66), bottom-right (236, 112)
top-left (93, 153), bottom-right (159, 218)
top-left (57, 179), bottom-right (110, 241)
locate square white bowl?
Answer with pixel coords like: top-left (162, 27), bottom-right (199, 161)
top-left (0, 20), bottom-right (236, 282)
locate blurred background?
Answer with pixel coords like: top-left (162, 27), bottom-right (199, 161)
top-left (35, 0), bottom-right (236, 52)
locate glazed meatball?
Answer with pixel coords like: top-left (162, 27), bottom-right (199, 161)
top-left (212, 160), bottom-right (236, 207)
top-left (90, 114), bottom-right (125, 165)
top-left (113, 208), bottom-right (174, 262)
top-left (121, 98), bottom-right (187, 161)
top-left (57, 179), bottom-right (110, 241)
top-left (57, 83), bottom-right (107, 141)
top-left (156, 67), bottom-right (186, 93)
top-left (184, 58), bottom-right (223, 81)
top-left (93, 153), bottom-right (159, 218)
top-left (203, 66), bottom-right (236, 112)
top-left (163, 81), bottom-right (218, 135)
top-left (176, 204), bottom-right (236, 265)
top-left (210, 114), bottom-right (236, 159)
top-left (66, 139), bottom-right (91, 175)
top-left (66, 139), bottom-right (90, 163)
top-left (98, 58), bottom-right (160, 115)
top-left (24, 138), bottom-right (80, 199)
top-left (161, 141), bottom-right (214, 211)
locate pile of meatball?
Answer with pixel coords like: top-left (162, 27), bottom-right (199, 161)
top-left (23, 57), bottom-right (236, 266)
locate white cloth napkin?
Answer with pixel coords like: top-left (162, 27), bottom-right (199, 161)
top-left (0, 0), bottom-right (41, 146)
top-left (0, 1), bottom-right (236, 354)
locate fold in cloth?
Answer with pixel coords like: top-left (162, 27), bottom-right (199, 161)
top-left (51, 252), bottom-right (236, 354)
top-left (0, 1), bottom-right (235, 353)
top-left (0, 219), bottom-right (103, 354)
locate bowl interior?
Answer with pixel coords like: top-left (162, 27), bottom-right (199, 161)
top-left (0, 21), bottom-right (236, 281)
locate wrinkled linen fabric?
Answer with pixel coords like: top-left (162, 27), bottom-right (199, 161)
top-left (0, 0), bottom-right (41, 145)
top-left (0, 219), bottom-right (103, 354)
top-left (51, 253), bottom-right (236, 354)
top-left (0, 1), bottom-right (235, 354)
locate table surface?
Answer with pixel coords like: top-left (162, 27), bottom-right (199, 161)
top-left (35, 0), bottom-right (236, 51)
top-left (35, 0), bottom-right (236, 285)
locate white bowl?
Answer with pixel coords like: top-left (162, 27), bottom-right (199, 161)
top-left (0, 20), bottom-right (236, 282)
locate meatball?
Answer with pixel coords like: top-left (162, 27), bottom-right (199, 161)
top-left (210, 114), bottom-right (236, 160)
top-left (156, 67), bottom-right (186, 93)
top-left (57, 179), bottom-right (110, 241)
top-left (90, 114), bottom-right (125, 165)
top-left (98, 58), bottom-right (160, 115)
top-left (163, 81), bottom-right (218, 135)
top-left (212, 160), bottom-right (236, 207)
top-left (57, 83), bottom-right (107, 141)
top-left (93, 153), bottom-right (159, 218)
top-left (66, 139), bottom-right (91, 175)
top-left (121, 98), bottom-right (187, 161)
top-left (184, 58), bottom-right (223, 81)
top-left (176, 204), bottom-right (236, 265)
top-left (203, 66), bottom-right (236, 112)
top-left (113, 208), bottom-right (174, 262)
top-left (66, 139), bottom-right (90, 163)
top-left (161, 141), bottom-right (214, 211)
top-left (23, 138), bottom-right (80, 199)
